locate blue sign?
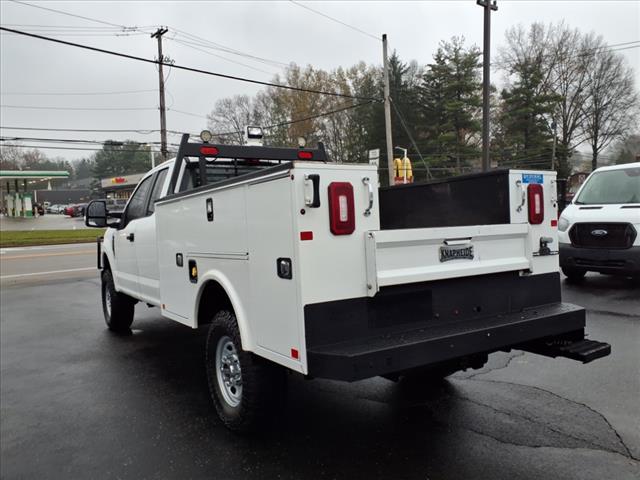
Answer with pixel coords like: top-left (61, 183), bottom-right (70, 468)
top-left (522, 173), bottom-right (543, 184)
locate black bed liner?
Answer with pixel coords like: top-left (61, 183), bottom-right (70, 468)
top-left (379, 169), bottom-right (513, 230)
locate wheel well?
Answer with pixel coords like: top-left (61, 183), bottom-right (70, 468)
top-left (102, 254), bottom-right (111, 271)
top-left (197, 280), bottom-right (233, 327)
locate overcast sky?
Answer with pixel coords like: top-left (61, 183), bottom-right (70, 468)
top-left (1, 0), bottom-right (639, 161)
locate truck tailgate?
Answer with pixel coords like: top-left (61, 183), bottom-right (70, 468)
top-left (365, 224), bottom-right (530, 295)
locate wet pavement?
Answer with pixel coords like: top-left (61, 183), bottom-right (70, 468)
top-left (1, 264), bottom-right (638, 479)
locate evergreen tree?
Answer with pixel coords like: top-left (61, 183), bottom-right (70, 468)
top-left (495, 56), bottom-right (558, 170)
top-left (92, 141), bottom-right (152, 180)
top-left (419, 37), bottom-right (482, 175)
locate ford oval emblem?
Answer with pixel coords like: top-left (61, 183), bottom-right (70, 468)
top-left (591, 229), bottom-right (608, 237)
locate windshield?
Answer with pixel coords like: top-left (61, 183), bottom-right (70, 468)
top-left (575, 166), bottom-right (640, 205)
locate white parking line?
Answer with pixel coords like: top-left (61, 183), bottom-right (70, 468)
top-left (0, 243), bottom-right (93, 254)
top-left (0, 267), bottom-right (96, 280)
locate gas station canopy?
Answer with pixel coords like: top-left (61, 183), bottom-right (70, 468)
top-left (0, 170), bottom-right (70, 181)
top-left (1, 170), bottom-right (70, 217)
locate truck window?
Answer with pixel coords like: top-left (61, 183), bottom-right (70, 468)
top-left (147, 168), bottom-right (168, 215)
top-left (179, 160), bottom-right (277, 192)
top-left (124, 175), bottom-right (154, 224)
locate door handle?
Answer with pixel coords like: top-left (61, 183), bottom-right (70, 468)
top-left (304, 174), bottom-right (320, 208)
top-left (362, 177), bottom-right (374, 217)
top-left (126, 233), bottom-right (135, 242)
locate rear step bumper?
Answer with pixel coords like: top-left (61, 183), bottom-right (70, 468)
top-left (306, 302), bottom-right (610, 381)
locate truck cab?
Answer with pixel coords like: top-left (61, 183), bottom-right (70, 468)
top-left (86, 131), bottom-right (611, 432)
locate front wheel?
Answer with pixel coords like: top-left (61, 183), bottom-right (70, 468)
top-left (205, 310), bottom-right (285, 433)
top-left (101, 269), bottom-right (135, 332)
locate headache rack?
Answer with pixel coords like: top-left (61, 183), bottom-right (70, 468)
top-left (167, 133), bottom-right (329, 194)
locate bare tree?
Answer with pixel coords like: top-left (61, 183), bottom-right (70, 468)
top-left (547, 25), bottom-right (600, 177)
top-left (0, 144), bottom-right (23, 169)
top-left (582, 48), bottom-right (639, 170)
top-left (206, 94), bottom-right (264, 145)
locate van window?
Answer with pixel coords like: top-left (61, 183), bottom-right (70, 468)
top-left (575, 167), bottom-right (640, 205)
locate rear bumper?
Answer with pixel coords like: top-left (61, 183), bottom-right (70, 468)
top-left (560, 243), bottom-right (640, 275)
top-left (307, 302), bottom-right (594, 381)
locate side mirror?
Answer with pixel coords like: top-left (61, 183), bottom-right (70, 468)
top-left (85, 200), bottom-right (120, 228)
top-left (85, 200), bottom-right (107, 227)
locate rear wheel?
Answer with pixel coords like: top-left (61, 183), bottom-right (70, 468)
top-left (205, 310), bottom-right (285, 433)
top-left (562, 267), bottom-right (587, 283)
top-left (101, 269), bottom-right (135, 332)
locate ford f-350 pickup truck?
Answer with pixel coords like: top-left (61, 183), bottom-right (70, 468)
top-left (85, 130), bottom-right (611, 432)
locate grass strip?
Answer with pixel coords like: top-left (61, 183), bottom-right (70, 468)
top-left (0, 229), bottom-right (106, 248)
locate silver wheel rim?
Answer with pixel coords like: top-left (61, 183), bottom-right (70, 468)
top-left (215, 335), bottom-right (242, 407)
top-left (105, 288), bottom-right (112, 317)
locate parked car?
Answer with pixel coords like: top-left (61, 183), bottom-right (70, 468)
top-left (558, 162), bottom-right (640, 281)
top-left (73, 204), bottom-right (87, 217)
top-left (64, 205), bottom-right (75, 216)
top-left (32, 203), bottom-right (45, 216)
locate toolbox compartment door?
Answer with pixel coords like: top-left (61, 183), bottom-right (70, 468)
top-left (365, 224), bottom-right (531, 296)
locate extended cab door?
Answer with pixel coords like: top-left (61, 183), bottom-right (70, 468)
top-left (134, 168), bottom-right (169, 304)
top-left (113, 174), bottom-right (154, 296)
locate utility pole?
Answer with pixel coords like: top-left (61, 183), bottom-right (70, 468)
top-left (551, 121), bottom-right (557, 171)
top-left (477, 0), bottom-right (497, 172)
top-left (152, 27), bottom-right (169, 161)
top-left (382, 34), bottom-right (394, 186)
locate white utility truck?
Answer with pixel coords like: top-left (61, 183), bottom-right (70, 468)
top-left (85, 130), bottom-right (610, 432)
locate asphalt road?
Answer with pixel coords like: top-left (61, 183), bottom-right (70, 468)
top-left (1, 246), bottom-right (638, 479)
top-left (0, 214), bottom-right (89, 231)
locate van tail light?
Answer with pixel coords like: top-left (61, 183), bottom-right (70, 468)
top-left (528, 183), bottom-right (544, 224)
top-left (328, 182), bottom-right (355, 235)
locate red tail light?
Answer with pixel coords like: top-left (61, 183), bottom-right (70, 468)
top-left (328, 182), bottom-right (355, 235)
top-left (297, 151), bottom-right (313, 160)
top-left (528, 183), bottom-right (544, 224)
top-left (200, 146), bottom-right (219, 156)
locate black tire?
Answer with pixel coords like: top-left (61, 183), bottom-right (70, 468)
top-left (205, 310), bottom-right (285, 433)
top-left (101, 269), bottom-right (135, 332)
top-left (562, 267), bottom-right (587, 283)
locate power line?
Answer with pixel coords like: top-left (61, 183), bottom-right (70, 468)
top-left (264, 100), bottom-right (374, 131)
top-left (288, 1), bottom-right (379, 42)
top-left (1, 104), bottom-right (158, 111)
top-left (1, 101), bottom-right (373, 145)
top-left (0, 24), bottom-right (133, 30)
top-left (1, 89), bottom-right (157, 96)
top-left (0, 136), bottom-right (173, 146)
top-left (9, 0), bottom-right (136, 30)
top-left (0, 144), bottom-right (164, 153)
top-left (0, 27), bottom-right (380, 102)
top-left (170, 28), bottom-right (290, 68)
top-left (169, 108), bottom-right (208, 119)
top-left (389, 99), bottom-right (431, 178)
top-left (208, 100), bottom-right (375, 138)
top-left (170, 38), bottom-right (277, 76)
top-left (0, 126), bottom-right (187, 134)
